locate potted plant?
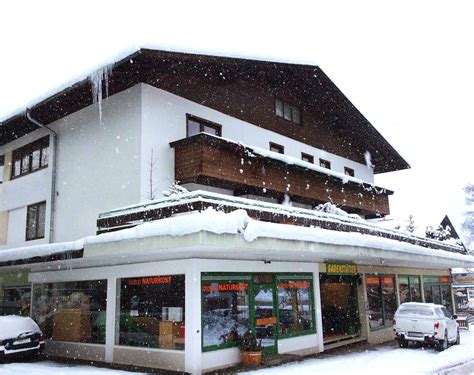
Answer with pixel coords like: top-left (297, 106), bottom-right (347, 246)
top-left (239, 330), bottom-right (262, 366)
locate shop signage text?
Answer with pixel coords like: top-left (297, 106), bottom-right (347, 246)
top-left (128, 276), bottom-right (172, 286)
top-left (278, 281), bottom-right (311, 289)
top-left (203, 283), bottom-right (248, 293)
top-left (327, 262), bottom-right (357, 275)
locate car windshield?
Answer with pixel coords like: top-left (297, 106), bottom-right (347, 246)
top-left (397, 306), bottom-right (434, 316)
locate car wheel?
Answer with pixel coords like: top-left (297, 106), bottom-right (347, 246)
top-left (455, 330), bottom-right (460, 345)
top-left (399, 338), bottom-right (408, 348)
top-left (436, 331), bottom-right (448, 352)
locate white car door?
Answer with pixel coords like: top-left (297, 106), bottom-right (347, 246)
top-left (441, 307), bottom-right (456, 340)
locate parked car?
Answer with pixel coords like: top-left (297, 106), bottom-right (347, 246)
top-left (393, 302), bottom-right (459, 351)
top-left (0, 315), bottom-right (45, 362)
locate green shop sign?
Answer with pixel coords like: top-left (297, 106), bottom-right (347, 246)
top-left (326, 262), bottom-right (357, 275)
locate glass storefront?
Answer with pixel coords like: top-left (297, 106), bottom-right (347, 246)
top-left (320, 274), bottom-right (360, 339)
top-left (423, 275), bottom-right (453, 313)
top-left (201, 273), bottom-right (315, 352)
top-left (33, 280), bottom-right (107, 344)
top-left (365, 275), bottom-right (396, 330)
top-left (202, 276), bottom-right (250, 350)
top-left (118, 275), bottom-right (185, 350)
top-left (398, 276), bottom-right (422, 303)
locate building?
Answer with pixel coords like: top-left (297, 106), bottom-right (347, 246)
top-left (0, 49), bottom-right (473, 374)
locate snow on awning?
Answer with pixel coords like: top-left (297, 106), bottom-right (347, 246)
top-left (1, 208), bottom-right (474, 268)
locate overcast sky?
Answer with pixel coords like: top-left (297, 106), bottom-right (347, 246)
top-left (1, 0), bottom-right (473, 233)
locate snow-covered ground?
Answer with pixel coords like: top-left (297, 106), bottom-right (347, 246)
top-left (244, 330), bottom-right (474, 375)
top-left (0, 361), bottom-right (145, 375)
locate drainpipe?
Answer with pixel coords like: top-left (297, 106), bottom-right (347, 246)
top-left (26, 110), bottom-right (57, 243)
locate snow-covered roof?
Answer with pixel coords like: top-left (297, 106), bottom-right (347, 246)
top-left (2, 206), bottom-right (474, 269)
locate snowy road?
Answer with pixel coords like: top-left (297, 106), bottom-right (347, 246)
top-left (244, 330), bottom-right (474, 375)
top-left (0, 361), bottom-right (145, 375)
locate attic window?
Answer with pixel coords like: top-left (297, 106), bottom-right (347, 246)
top-left (269, 142), bottom-right (284, 154)
top-left (344, 167), bottom-right (355, 177)
top-left (301, 153), bottom-right (314, 164)
top-left (186, 114), bottom-right (222, 137)
top-left (275, 99), bottom-right (301, 124)
top-left (319, 159), bottom-right (331, 169)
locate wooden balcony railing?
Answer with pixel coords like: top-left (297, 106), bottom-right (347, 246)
top-left (170, 134), bottom-right (392, 217)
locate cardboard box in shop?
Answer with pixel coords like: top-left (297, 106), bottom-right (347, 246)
top-left (53, 309), bottom-right (91, 342)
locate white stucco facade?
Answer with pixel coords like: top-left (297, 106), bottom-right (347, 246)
top-left (0, 83), bottom-right (374, 249)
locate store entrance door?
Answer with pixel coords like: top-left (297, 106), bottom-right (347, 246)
top-left (252, 284), bottom-right (277, 355)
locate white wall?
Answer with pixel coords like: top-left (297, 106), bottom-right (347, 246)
top-left (140, 84), bottom-right (374, 201)
top-left (52, 85), bottom-right (142, 242)
top-left (0, 85), bottom-right (142, 247)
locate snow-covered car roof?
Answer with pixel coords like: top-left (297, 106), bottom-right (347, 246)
top-left (0, 315), bottom-right (41, 340)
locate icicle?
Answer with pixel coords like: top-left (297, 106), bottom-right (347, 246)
top-left (90, 65), bottom-right (113, 123)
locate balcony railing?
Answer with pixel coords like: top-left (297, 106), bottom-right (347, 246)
top-left (169, 133), bottom-right (392, 218)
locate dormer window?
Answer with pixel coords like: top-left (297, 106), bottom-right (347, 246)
top-left (301, 153), bottom-right (314, 164)
top-left (269, 142), bottom-right (284, 154)
top-left (275, 99), bottom-right (301, 124)
top-left (344, 167), bottom-right (355, 177)
top-left (319, 158), bottom-right (331, 169)
top-left (186, 114), bottom-right (222, 137)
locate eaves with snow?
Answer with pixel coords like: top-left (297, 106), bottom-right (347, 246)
top-left (1, 192), bottom-right (473, 271)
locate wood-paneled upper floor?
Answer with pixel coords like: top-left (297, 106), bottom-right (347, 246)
top-left (170, 133), bottom-right (392, 218)
top-left (0, 49), bottom-right (409, 174)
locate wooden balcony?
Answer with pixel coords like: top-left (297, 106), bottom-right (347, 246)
top-left (170, 134), bottom-right (392, 218)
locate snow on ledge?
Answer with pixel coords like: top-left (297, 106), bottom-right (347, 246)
top-left (1, 208), bottom-right (474, 265)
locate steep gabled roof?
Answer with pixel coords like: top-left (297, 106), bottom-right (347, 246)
top-left (0, 49), bottom-right (409, 173)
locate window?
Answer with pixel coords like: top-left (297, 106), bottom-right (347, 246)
top-left (277, 276), bottom-right (315, 337)
top-left (12, 137), bottom-right (49, 178)
top-left (0, 155), bottom-right (4, 183)
top-left (26, 202), bottom-right (46, 241)
top-left (269, 142), bottom-right (284, 154)
top-left (202, 276), bottom-right (250, 350)
top-left (275, 99), bottom-right (301, 124)
top-left (186, 114), bottom-right (222, 137)
top-left (399, 276), bottom-right (422, 303)
top-left (344, 167), bottom-right (355, 177)
top-left (32, 280), bottom-right (107, 344)
top-left (118, 275), bottom-right (185, 350)
top-left (319, 159), bottom-right (331, 169)
top-left (365, 275), bottom-right (396, 330)
top-left (301, 153), bottom-right (314, 164)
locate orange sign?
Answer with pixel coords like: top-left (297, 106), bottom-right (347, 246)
top-left (365, 276), bottom-right (380, 286)
top-left (439, 276), bottom-right (451, 283)
top-left (203, 283), bottom-right (248, 293)
top-left (277, 281), bottom-right (311, 289)
top-left (382, 276), bottom-right (394, 286)
top-left (256, 317), bottom-right (277, 326)
top-left (128, 276), bottom-right (172, 286)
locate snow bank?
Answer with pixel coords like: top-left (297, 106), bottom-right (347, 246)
top-left (0, 315), bottom-right (41, 340)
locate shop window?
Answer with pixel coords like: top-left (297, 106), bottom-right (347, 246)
top-left (1, 286), bottom-right (31, 316)
top-left (202, 276), bottom-right (250, 350)
top-left (277, 277), bottom-right (314, 337)
top-left (26, 201), bottom-right (46, 241)
top-left (399, 276), bottom-right (422, 303)
top-left (365, 275), bottom-right (396, 330)
top-left (301, 153), bottom-right (314, 164)
top-left (423, 275), bottom-right (453, 313)
top-left (186, 114), bottom-right (222, 137)
top-left (118, 275), bottom-right (185, 350)
top-left (12, 137), bottom-right (49, 179)
top-left (32, 280), bottom-right (107, 344)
